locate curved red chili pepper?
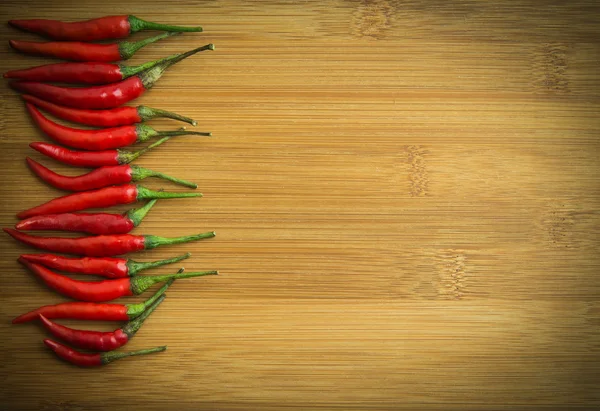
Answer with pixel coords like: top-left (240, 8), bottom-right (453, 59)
top-left (10, 44), bottom-right (214, 109)
top-left (6, 228), bottom-right (215, 257)
top-left (12, 76), bottom-right (144, 109)
top-left (16, 184), bottom-right (201, 219)
top-left (41, 314), bottom-right (126, 351)
top-left (13, 278), bottom-right (175, 323)
top-left (8, 32), bottom-right (175, 62)
top-left (23, 96), bottom-right (197, 127)
top-left (19, 253), bottom-right (190, 278)
top-left (18, 303), bottom-right (129, 324)
top-left (26, 104), bottom-right (210, 151)
top-left (20, 259), bottom-right (217, 301)
top-left (29, 139), bottom-right (171, 167)
top-left (26, 158), bottom-right (198, 191)
top-left (4, 52), bottom-right (176, 84)
top-left (16, 199), bottom-right (160, 234)
top-left (10, 15), bottom-right (202, 41)
top-left (39, 294), bottom-right (165, 351)
top-left (6, 62), bottom-right (123, 83)
top-left (44, 339), bottom-right (167, 367)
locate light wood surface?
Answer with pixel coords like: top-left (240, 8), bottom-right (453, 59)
top-left (1, 1), bottom-right (599, 409)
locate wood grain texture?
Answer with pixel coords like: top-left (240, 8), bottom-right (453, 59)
top-left (0, 0), bottom-right (599, 409)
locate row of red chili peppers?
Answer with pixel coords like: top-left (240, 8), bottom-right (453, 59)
top-left (6, 14), bottom-right (218, 367)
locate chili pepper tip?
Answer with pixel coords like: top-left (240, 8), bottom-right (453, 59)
top-left (43, 338), bottom-right (60, 350)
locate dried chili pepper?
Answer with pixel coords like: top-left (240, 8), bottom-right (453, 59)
top-left (20, 259), bottom-right (217, 301)
top-left (10, 15), bottom-right (202, 41)
top-left (19, 253), bottom-right (190, 279)
top-left (8, 32), bottom-right (175, 62)
top-left (26, 157), bottom-right (198, 191)
top-left (13, 278), bottom-right (175, 323)
top-left (23, 96), bottom-right (197, 127)
top-left (16, 184), bottom-right (201, 219)
top-left (25, 103), bottom-right (210, 151)
top-left (44, 339), bottom-right (166, 367)
top-left (39, 294), bottom-right (166, 351)
top-left (4, 50), bottom-right (183, 84)
top-left (30, 138), bottom-right (170, 168)
top-left (16, 199), bottom-right (160, 235)
top-left (10, 44), bottom-right (214, 109)
top-left (6, 228), bottom-right (215, 257)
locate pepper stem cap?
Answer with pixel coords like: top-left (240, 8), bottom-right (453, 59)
top-left (130, 269), bottom-right (218, 295)
top-left (121, 294), bottom-right (166, 338)
top-left (136, 185), bottom-right (202, 200)
top-left (128, 15), bottom-right (203, 34)
top-left (118, 32), bottom-right (178, 60)
top-left (126, 253), bottom-right (191, 276)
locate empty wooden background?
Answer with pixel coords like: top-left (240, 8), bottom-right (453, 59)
top-left (0, 0), bottom-right (599, 409)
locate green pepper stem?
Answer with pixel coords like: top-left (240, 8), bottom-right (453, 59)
top-left (121, 294), bottom-right (166, 338)
top-left (156, 130), bottom-right (211, 137)
top-left (130, 165), bottom-right (197, 189)
top-left (119, 55), bottom-right (173, 79)
top-left (118, 137), bottom-right (171, 164)
top-left (102, 346), bottom-right (167, 364)
top-left (118, 32), bottom-right (178, 60)
top-left (136, 185), bottom-right (202, 200)
top-left (141, 278), bottom-right (174, 307)
top-left (136, 124), bottom-right (211, 143)
top-left (125, 276), bottom-right (178, 318)
top-left (158, 44), bottom-right (215, 69)
top-left (138, 44), bottom-right (214, 89)
top-left (137, 106), bottom-right (197, 126)
top-left (143, 231), bottom-right (215, 250)
top-left (127, 253), bottom-right (191, 276)
top-left (129, 15), bottom-right (203, 34)
top-left (125, 199), bottom-right (158, 227)
top-left (130, 270), bottom-right (218, 295)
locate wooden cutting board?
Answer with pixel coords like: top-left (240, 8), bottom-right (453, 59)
top-left (1, 1), bottom-right (599, 409)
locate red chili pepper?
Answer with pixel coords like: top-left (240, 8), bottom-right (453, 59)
top-left (13, 277), bottom-right (175, 323)
top-left (19, 253), bottom-right (190, 279)
top-left (16, 184), bottom-right (201, 219)
top-left (4, 49), bottom-right (185, 84)
top-left (16, 199), bottom-right (160, 235)
top-left (39, 294), bottom-right (165, 351)
top-left (10, 15), bottom-right (202, 41)
top-left (30, 138), bottom-right (170, 168)
top-left (20, 259), bottom-right (217, 301)
top-left (6, 229), bottom-right (215, 257)
top-left (27, 157), bottom-right (198, 191)
top-left (26, 103), bottom-right (210, 151)
top-left (44, 339), bottom-right (167, 367)
top-left (23, 95), bottom-right (197, 127)
top-left (10, 44), bottom-right (214, 109)
top-left (8, 32), bottom-right (175, 62)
